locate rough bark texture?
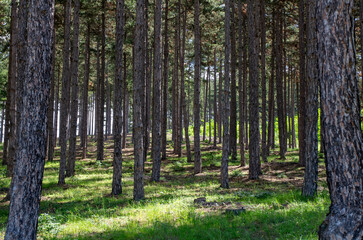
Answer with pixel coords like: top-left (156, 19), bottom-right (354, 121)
top-left (134, 0), bottom-right (145, 201)
top-left (229, 0), bottom-right (237, 161)
top-left (67, 0), bottom-right (80, 177)
top-left (161, 0), bottom-right (169, 160)
top-left (58, 0), bottom-right (71, 185)
top-left (152, 0), bottom-right (162, 182)
top-left (298, 0), bottom-right (306, 166)
top-left (302, 0), bottom-right (318, 198)
top-left (194, 0), bottom-right (202, 174)
top-left (81, 24), bottom-right (91, 159)
top-left (218, 53), bottom-right (223, 144)
top-left (213, 49), bottom-right (217, 147)
top-left (317, 0), bottom-right (363, 238)
top-left (5, 0), bottom-right (54, 238)
top-left (97, 0), bottom-right (106, 161)
top-left (260, 0), bottom-right (267, 163)
top-left (221, 0), bottom-right (231, 189)
top-left (268, 8), bottom-right (276, 153)
top-left (112, 0), bottom-right (124, 196)
top-left (248, 0), bottom-right (261, 179)
top-left (122, 52), bottom-right (128, 149)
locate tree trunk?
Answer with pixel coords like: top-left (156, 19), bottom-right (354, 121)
top-left (218, 52), bottom-right (223, 144)
top-left (172, 8), bottom-right (179, 153)
top-left (112, 0), bottom-right (124, 196)
top-left (4, 1), bottom-right (53, 238)
top-left (54, 65), bottom-right (60, 146)
top-left (161, 0), bottom-right (169, 160)
top-left (268, 7), bottom-right (276, 153)
top-left (151, 0), bottom-right (162, 182)
top-left (213, 49), bottom-right (217, 147)
top-left (221, 0), bottom-right (231, 188)
top-left (58, 0), bottom-right (72, 185)
top-left (97, 0), bottom-right (106, 161)
top-left (298, 0), bottom-right (306, 166)
top-left (203, 64), bottom-right (209, 142)
top-left (67, 0), bottom-right (80, 177)
top-left (106, 64), bottom-right (111, 138)
top-left (230, 0), bottom-right (237, 161)
top-left (81, 23), bottom-right (91, 159)
top-left (248, 0), bottom-right (261, 179)
top-left (194, 0), bottom-right (202, 174)
top-left (134, 0), bottom-right (146, 201)
top-left (144, 1), bottom-right (151, 162)
top-left (260, 0), bottom-right (267, 163)
top-left (317, 1), bottom-right (363, 238)
top-left (122, 52), bottom-right (128, 149)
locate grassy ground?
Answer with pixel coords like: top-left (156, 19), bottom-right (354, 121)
top-left (0, 135), bottom-right (329, 240)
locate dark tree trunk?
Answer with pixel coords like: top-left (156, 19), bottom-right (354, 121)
top-left (298, 0), bottom-right (307, 166)
top-left (122, 52), bottom-right (128, 149)
top-left (203, 64), bottom-right (209, 142)
top-left (317, 1), bottom-right (363, 238)
top-left (268, 7), bottom-right (276, 153)
top-left (302, 0), bottom-right (318, 197)
top-left (58, 0), bottom-right (72, 185)
top-left (213, 49), bottom-right (217, 147)
top-left (67, 0), bottom-right (80, 177)
top-left (134, 0), bottom-right (146, 201)
top-left (106, 64), bottom-right (111, 138)
top-left (291, 72), bottom-right (296, 148)
top-left (181, 8), bottom-right (191, 162)
top-left (81, 23), bottom-right (91, 159)
top-left (4, 0), bottom-right (17, 177)
top-left (194, 0), bottom-right (202, 174)
top-left (172, 7), bottom-right (179, 153)
top-left (47, 25), bottom-right (56, 162)
top-left (54, 65), bottom-right (60, 146)
top-left (276, 2), bottom-right (286, 159)
top-left (248, 0), bottom-right (261, 179)
top-left (221, 0), bottom-right (231, 188)
top-left (151, 0), bottom-right (162, 182)
top-left (230, 0), bottom-right (237, 161)
top-left (4, 1), bottom-right (54, 238)
top-left (242, 13), bottom-right (248, 153)
top-left (97, 0), bottom-right (106, 161)
top-left (112, 0), bottom-right (124, 196)
top-left (161, 0), bottom-right (169, 160)
top-left (218, 52), bottom-right (223, 144)
top-left (260, 0), bottom-right (267, 163)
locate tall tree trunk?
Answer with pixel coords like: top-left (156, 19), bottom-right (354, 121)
top-left (260, 0), bottom-right (267, 163)
top-left (112, 0), bottom-right (124, 196)
top-left (213, 49), bottom-right (217, 147)
top-left (181, 8), bottom-right (191, 162)
top-left (106, 64), bottom-right (111, 138)
top-left (122, 52), bottom-right (128, 149)
top-left (67, 0), bottom-right (80, 177)
top-left (161, 0), bottom-right (169, 160)
top-left (4, 0), bottom-right (54, 238)
top-left (248, 0), bottom-right (261, 179)
top-left (298, 0), bottom-right (306, 165)
top-left (58, 0), bottom-right (72, 185)
top-left (230, 0), bottom-right (237, 161)
top-left (0, 102), bottom-right (5, 143)
top-left (203, 64), bottom-right (209, 142)
top-left (242, 13), bottom-right (248, 153)
top-left (221, 0), bottom-right (231, 188)
top-left (218, 52), bottom-right (223, 144)
top-left (172, 7), bottom-right (179, 153)
top-left (144, 1), bottom-right (151, 162)
top-left (302, 0), bottom-right (318, 197)
top-left (317, 1), bottom-right (363, 238)
top-left (81, 23), bottom-right (91, 159)
top-left (268, 7), bottom-right (276, 153)
top-left (134, 0), bottom-right (146, 201)
top-left (4, 0), bottom-right (17, 178)
top-left (97, 0), bottom-right (106, 161)
top-left (291, 72), bottom-right (296, 148)
top-left (194, 0), bottom-right (202, 174)
top-left (151, 0), bottom-right (162, 182)
top-left (276, 2), bottom-right (286, 159)
top-left (54, 65), bottom-right (60, 146)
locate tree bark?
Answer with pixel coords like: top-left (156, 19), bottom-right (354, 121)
top-left (260, 0), bottom-right (267, 163)
top-left (221, 0), bottom-right (231, 188)
top-left (134, 0), bottom-right (145, 201)
top-left (194, 0), bottom-right (202, 174)
top-left (248, 0), bottom-right (261, 179)
top-left (151, 0), bottom-right (162, 182)
top-left (112, 0), bottom-right (124, 196)
top-left (67, 0), bottom-right (80, 177)
top-left (5, 0), bottom-right (54, 238)
top-left (302, 0), bottom-right (318, 197)
top-left (317, 1), bottom-right (363, 238)
top-left (58, 0), bottom-right (72, 185)
top-left (230, 0), bottom-right (237, 161)
top-left (213, 49), bottom-right (217, 147)
top-left (122, 52), bottom-right (128, 149)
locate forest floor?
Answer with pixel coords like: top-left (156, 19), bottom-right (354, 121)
top-left (0, 135), bottom-right (330, 240)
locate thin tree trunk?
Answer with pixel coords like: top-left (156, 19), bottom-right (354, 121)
top-left (151, 0), bottom-right (162, 181)
top-left (161, 0), bottom-right (169, 160)
top-left (260, 0), bottom-right (267, 163)
top-left (218, 52), bottom-right (223, 144)
top-left (54, 64), bottom-right (60, 146)
top-left (317, 1), bottom-right (363, 238)
top-left (213, 49), bottom-right (217, 147)
top-left (221, 0), bottom-right (231, 188)
top-left (239, 7), bottom-right (246, 166)
top-left (58, 0), bottom-right (71, 185)
top-left (194, 0), bottom-right (202, 174)
top-left (4, 0), bottom-right (53, 238)
top-left (112, 0), bottom-right (124, 196)
top-left (134, 0), bottom-right (146, 201)
top-left (230, 0), bottom-right (237, 161)
top-left (67, 0), bottom-right (80, 177)
top-left (203, 64), bottom-right (209, 142)
top-left (122, 52), bottom-right (128, 149)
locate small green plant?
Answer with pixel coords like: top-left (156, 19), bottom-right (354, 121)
top-left (172, 161), bottom-right (185, 172)
top-left (230, 169), bottom-right (244, 178)
top-left (38, 213), bottom-right (60, 239)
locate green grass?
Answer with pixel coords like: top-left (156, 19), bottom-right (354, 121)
top-left (0, 137), bottom-right (329, 240)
